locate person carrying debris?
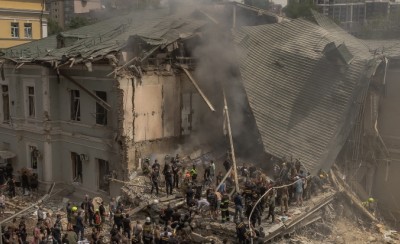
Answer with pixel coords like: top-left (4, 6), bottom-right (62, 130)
top-left (142, 217), bottom-right (154, 244)
top-left (150, 168), bottom-right (160, 196)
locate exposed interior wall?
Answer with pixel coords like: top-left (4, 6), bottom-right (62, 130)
top-left (374, 64), bottom-right (400, 224)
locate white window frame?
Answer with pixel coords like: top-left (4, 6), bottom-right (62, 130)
top-left (24, 23), bottom-right (32, 39)
top-left (11, 22), bottom-right (19, 38)
top-left (24, 81), bottom-right (36, 119)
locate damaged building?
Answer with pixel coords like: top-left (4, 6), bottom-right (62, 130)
top-left (0, 2), bottom-right (281, 195)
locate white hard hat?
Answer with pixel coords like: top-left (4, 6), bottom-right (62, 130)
top-left (153, 199), bottom-right (159, 204)
top-left (146, 217), bottom-right (151, 223)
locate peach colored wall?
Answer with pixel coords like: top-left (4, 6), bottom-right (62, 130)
top-left (73, 0), bottom-right (102, 13)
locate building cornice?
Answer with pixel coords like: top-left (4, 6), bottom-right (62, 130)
top-left (0, 8), bottom-right (49, 15)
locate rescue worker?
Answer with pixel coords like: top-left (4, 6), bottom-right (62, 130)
top-left (142, 217), bottom-right (154, 244)
top-left (186, 186), bottom-right (194, 206)
top-left (266, 189), bottom-right (276, 223)
top-left (362, 197), bottom-right (377, 215)
top-left (234, 192), bottom-right (244, 223)
top-left (163, 162), bottom-right (173, 196)
top-left (122, 213), bottom-right (131, 239)
top-left (53, 214), bottom-right (63, 244)
top-left (190, 165), bottom-right (198, 182)
top-left (220, 193), bottom-right (230, 223)
top-left (152, 159), bottom-right (160, 174)
top-left (160, 227), bottom-right (172, 244)
top-left (172, 158), bottom-right (180, 189)
top-left (280, 184), bottom-right (289, 214)
top-left (150, 168), bottom-right (160, 196)
top-left (93, 210), bottom-right (102, 231)
top-left (236, 221), bottom-right (247, 244)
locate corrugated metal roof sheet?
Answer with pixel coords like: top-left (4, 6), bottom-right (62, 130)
top-left (234, 15), bottom-right (380, 174)
top-left (1, 8), bottom-right (208, 63)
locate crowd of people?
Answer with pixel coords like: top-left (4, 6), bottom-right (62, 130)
top-left (1, 153), bottom-right (329, 244)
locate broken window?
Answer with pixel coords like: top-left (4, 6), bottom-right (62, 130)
top-left (71, 152), bottom-right (83, 183)
top-left (2, 85), bottom-right (10, 123)
top-left (27, 86), bottom-right (35, 118)
top-left (30, 146), bottom-right (39, 169)
top-left (11, 23), bottom-right (19, 38)
top-left (70, 90), bottom-right (81, 121)
top-left (98, 158), bottom-right (110, 192)
top-left (95, 91), bottom-right (107, 125)
top-left (24, 23), bottom-right (32, 39)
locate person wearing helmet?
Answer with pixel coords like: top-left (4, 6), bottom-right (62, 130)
top-left (143, 217), bottom-right (153, 244)
top-left (363, 197), bottom-right (377, 215)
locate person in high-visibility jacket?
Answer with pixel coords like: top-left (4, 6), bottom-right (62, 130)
top-left (221, 193), bottom-right (230, 223)
top-left (190, 165), bottom-right (198, 182)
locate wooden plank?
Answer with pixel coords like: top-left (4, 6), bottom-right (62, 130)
top-left (181, 67), bottom-right (216, 112)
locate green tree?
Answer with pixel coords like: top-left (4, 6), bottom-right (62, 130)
top-left (68, 16), bottom-right (90, 29)
top-left (47, 18), bottom-right (63, 35)
top-left (284, 0), bottom-right (317, 19)
top-left (244, 0), bottom-right (271, 10)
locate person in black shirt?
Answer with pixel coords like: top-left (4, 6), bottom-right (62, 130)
top-left (163, 164), bottom-right (173, 196)
top-left (150, 169), bottom-right (160, 196)
top-left (122, 214), bottom-right (131, 239)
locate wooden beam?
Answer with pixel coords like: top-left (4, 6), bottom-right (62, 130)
top-left (181, 67), bottom-right (216, 112)
top-left (60, 73), bottom-right (111, 111)
top-left (223, 88), bottom-right (240, 193)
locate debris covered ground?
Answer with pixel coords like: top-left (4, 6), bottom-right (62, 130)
top-left (1, 154), bottom-right (399, 244)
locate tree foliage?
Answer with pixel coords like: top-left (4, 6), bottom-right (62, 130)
top-left (244, 0), bottom-right (271, 10)
top-left (47, 18), bottom-right (63, 36)
top-left (68, 16), bottom-right (90, 29)
top-left (284, 0), bottom-right (317, 19)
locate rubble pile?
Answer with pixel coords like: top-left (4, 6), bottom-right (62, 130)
top-left (121, 175), bottom-right (155, 206)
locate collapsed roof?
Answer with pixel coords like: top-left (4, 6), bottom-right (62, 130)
top-left (0, 8), bottom-right (209, 65)
top-left (233, 11), bottom-right (381, 174)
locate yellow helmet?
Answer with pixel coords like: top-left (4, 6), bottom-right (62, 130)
top-left (368, 198), bottom-right (375, 203)
top-left (72, 206), bottom-right (78, 211)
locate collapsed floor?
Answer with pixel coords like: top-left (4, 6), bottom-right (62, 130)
top-left (1, 158), bottom-right (399, 244)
